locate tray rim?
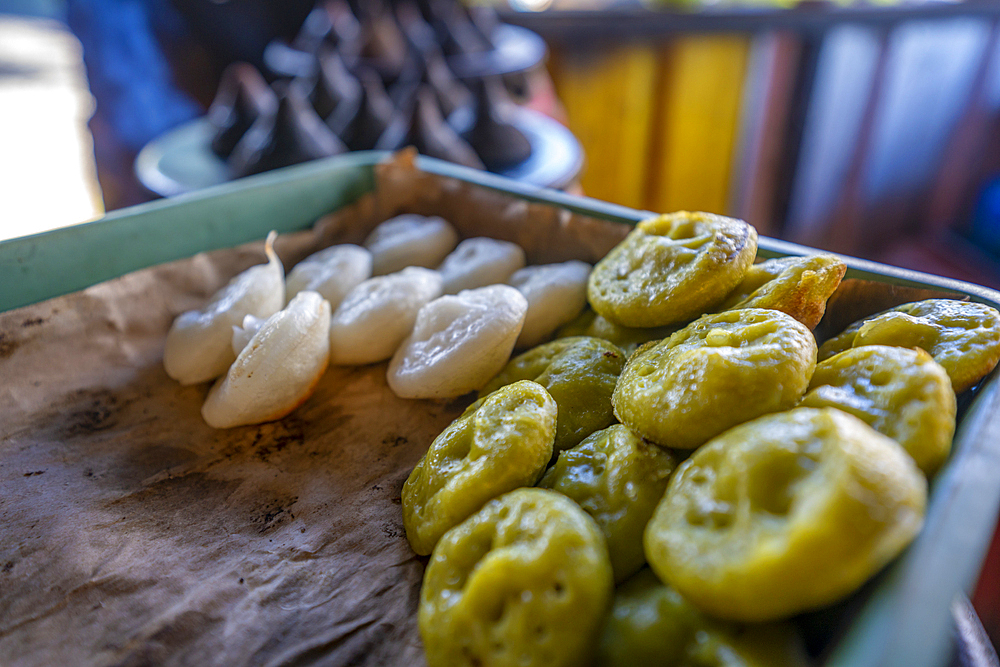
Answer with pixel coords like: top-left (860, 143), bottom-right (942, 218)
top-left (6, 151), bottom-right (1000, 314)
top-left (2, 151), bottom-right (1000, 667)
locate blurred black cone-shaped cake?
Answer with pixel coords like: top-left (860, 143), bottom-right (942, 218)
top-left (429, 0), bottom-right (491, 57)
top-left (356, 5), bottom-right (412, 87)
top-left (208, 63), bottom-right (278, 159)
top-left (229, 80), bottom-right (347, 176)
top-left (463, 76), bottom-right (531, 172)
top-left (200, 0), bottom-right (576, 182)
top-left (376, 85), bottom-right (484, 170)
top-left (340, 68), bottom-right (396, 151)
top-left (307, 48), bottom-right (363, 135)
top-left (394, 0), bottom-right (473, 126)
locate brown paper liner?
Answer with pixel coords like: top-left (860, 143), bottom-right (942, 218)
top-left (0, 151), bottom-right (628, 666)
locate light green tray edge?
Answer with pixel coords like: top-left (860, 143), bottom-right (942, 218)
top-left (3, 151), bottom-right (1000, 667)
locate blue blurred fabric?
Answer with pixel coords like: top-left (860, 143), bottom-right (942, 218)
top-left (971, 177), bottom-right (1000, 259)
top-left (67, 0), bottom-right (200, 152)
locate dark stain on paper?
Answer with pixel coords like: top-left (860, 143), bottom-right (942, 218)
top-left (0, 332), bottom-right (18, 360)
top-left (382, 435), bottom-right (408, 448)
top-left (253, 496), bottom-right (299, 534)
top-left (61, 390), bottom-right (126, 438)
top-left (254, 421), bottom-right (306, 463)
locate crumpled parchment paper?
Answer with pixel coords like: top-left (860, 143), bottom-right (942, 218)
top-left (0, 153), bottom-right (632, 667)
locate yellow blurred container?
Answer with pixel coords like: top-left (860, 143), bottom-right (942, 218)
top-left (550, 34), bottom-right (751, 215)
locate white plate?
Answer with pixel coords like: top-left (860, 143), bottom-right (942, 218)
top-left (135, 107), bottom-right (582, 197)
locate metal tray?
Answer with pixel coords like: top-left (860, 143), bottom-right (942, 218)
top-left (2, 151), bottom-right (999, 667)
